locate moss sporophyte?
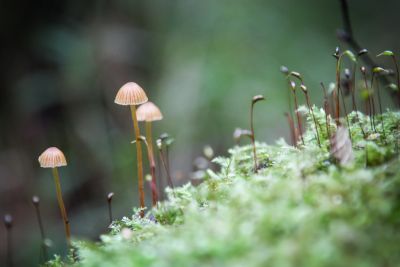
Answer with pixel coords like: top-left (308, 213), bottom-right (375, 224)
top-left (47, 106), bottom-right (400, 266)
top-left (4, 214), bottom-right (13, 267)
top-left (35, 45), bottom-right (400, 266)
top-left (32, 195), bottom-right (49, 261)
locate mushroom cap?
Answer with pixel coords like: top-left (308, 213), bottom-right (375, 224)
top-left (136, 102), bottom-right (163, 122)
top-left (114, 82), bottom-right (148, 106)
top-left (38, 147), bottom-right (67, 168)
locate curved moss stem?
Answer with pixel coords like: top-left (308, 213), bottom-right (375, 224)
top-left (250, 101), bottom-right (258, 172)
top-left (336, 55), bottom-right (352, 140)
top-left (292, 89), bottom-right (304, 146)
top-left (392, 55), bottom-right (400, 106)
top-left (351, 62), bottom-right (366, 138)
top-left (158, 148), bottom-right (176, 198)
top-left (304, 92), bottom-right (321, 147)
top-left (33, 200), bottom-right (48, 260)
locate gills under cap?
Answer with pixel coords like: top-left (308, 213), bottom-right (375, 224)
top-left (114, 82), bottom-right (148, 106)
top-left (38, 147), bottom-right (67, 168)
top-left (136, 102), bottom-right (163, 122)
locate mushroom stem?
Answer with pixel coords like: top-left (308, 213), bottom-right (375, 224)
top-left (129, 105), bottom-right (145, 217)
top-left (32, 197), bottom-right (48, 261)
top-left (51, 167), bottom-right (71, 245)
top-left (145, 121), bottom-right (158, 207)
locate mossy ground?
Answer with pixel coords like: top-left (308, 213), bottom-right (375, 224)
top-left (46, 107), bottom-right (400, 267)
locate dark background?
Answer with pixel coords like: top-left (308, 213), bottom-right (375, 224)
top-left (1, 0), bottom-right (399, 265)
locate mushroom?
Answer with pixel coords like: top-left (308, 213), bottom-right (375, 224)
top-left (115, 82), bottom-right (148, 217)
top-left (136, 102), bottom-right (163, 207)
top-left (38, 147), bottom-right (71, 244)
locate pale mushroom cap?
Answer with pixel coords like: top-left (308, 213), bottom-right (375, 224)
top-left (38, 147), bottom-right (67, 168)
top-left (114, 82), bottom-right (148, 106)
top-left (136, 102), bottom-right (163, 122)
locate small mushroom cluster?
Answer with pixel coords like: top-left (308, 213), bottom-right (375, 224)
top-left (37, 81), bottom-right (164, 245)
top-left (114, 82), bottom-right (163, 216)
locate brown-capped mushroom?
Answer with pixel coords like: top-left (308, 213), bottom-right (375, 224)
top-left (38, 147), bottom-right (71, 245)
top-left (136, 102), bottom-right (163, 206)
top-left (115, 82), bottom-right (148, 217)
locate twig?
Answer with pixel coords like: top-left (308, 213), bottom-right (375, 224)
top-left (337, 0), bottom-right (395, 102)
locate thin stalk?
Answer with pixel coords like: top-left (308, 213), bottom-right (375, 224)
top-left (284, 112), bottom-right (296, 146)
top-left (321, 82), bottom-right (331, 116)
top-left (107, 193), bottom-right (114, 224)
top-left (292, 89), bottom-right (304, 146)
top-left (336, 54), bottom-right (352, 140)
top-left (303, 91), bottom-right (321, 147)
top-left (4, 215), bottom-right (13, 267)
top-left (7, 226), bottom-right (12, 267)
top-left (52, 167), bottom-right (71, 245)
top-left (351, 62), bottom-right (366, 137)
top-left (156, 155), bottom-right (164, 200)
top-left (250, 102), bottom-right (257, 171)
top-left (129, 105), bottom-right (145, 217)
top-left (324, 99), bottom-right (331, 143)
top-left (32, 197), bottom-right (48, 261)
top-left (392, 55), bottom-right (400, 105)
top-left (145, 121), bottom-right (158, 207)
top-left (335, 58), bottom-right (341, 124)
top-left (165, 145), bottom-right (170, 176)
top-left (250, 95), bottom-right (265, 172)
top-left (339, 86), bottom-right (352, 141)
top-left (361, 68), bottom-right (373, 132)
top-left (350, 63), bottom-right (358, 111)
top-left (376, 81), bottom-right (386, 140)
top-left (370, 74), bottom-right (378, 132)
top-left (158, 148), bottom-right (176, 198)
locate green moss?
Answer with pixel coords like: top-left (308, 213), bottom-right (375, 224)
top-left (45, 108), bottom-right (400, 267)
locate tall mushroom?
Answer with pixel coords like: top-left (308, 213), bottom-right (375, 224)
top-left (115, 82), bottom-right (148, 217)
top-left (38, 147), bottom-right (71, 244)
top-left (136, 102), bottom-right (163, 207)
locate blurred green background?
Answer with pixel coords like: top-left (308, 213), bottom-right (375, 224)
top-left (1, 0), bottom-right (400, 265)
